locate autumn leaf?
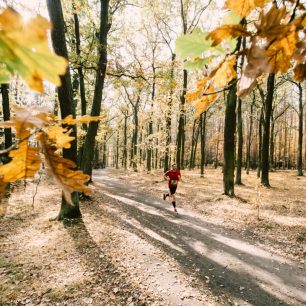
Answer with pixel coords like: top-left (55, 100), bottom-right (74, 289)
top-left (61, 114), bottom-right (107, 125)
top-left (256, 6), bottom-right (292, 41)
top-left (206, 25), bottom-right (250, 46)
top-left (192, 86), bottom-right (218, 118)
top-left (45, 125), bottom-right (75, 149)
top-left (225, 0), bottom-right (271, 18)
top-left (266, 31), bottom-right (296, 73)
top-left (238, 42), bottom-right (271, 98)
top-left (293, 63), bottom-right (306, 82)
top-left (0, 140), bottom-right (41, 182)
top-left (213, 56), bottom-right (237, 88)
top-left (38, 133), bottom-right (90, 204)
top-left (0, 8), bottom-right (68, 93)
top-left (0, 106), bottom-right (51, 139)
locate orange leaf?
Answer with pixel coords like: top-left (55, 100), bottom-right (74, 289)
top-left (0, 140), bottom-right (41, 182)
top-left (213, 56), bottom-right (237, 88)
top-left (207, 24), bottom-right (250, 46)
top-left (266, 31), bottom-right (297, 73)
top-left (38, 133), bottom-right (90, 204)
top-left (225, 0), bottom-right (271, 18)
top-left (293, 63), bottom-right (306, 82)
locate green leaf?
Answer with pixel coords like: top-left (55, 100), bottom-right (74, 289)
top-left (184, 57), bottom-right (211, 70)
top-left (175, 28), bottom-right (212, 59)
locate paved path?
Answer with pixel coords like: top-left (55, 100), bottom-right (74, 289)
top-left (93, 169), bottom-right (306, 306)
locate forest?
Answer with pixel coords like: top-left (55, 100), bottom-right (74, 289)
top-left (0, 0), bottom-right (305, 305)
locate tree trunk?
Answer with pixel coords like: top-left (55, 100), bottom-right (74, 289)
top-left (176, 69), bottom-right (187, 168)
top-left (193, 123), bottom-right (200, 168)
top-left (297, 83), bottom-right (303, 176)
top-left (1, 84), bottom-right (12, 164)
top-left (81, 0), bottom-right (110, 178)
top-left (223, 84), bottom-right (237, 196)
top-left (261, 74), bottom-right (275, 187)
top-left (164, 53), bottom-right (175, 172)
top-left (270, 120), bottom-right (275, 170)
top-left (200, 112), bottom-right (207, 177)
top-left (189, 119), bottom-right (197, 169)
top-left (116, 130), bottom-right (119, 169)
top-left (235, 98), bottom-right (243, 184)
top-left (47, 0), bottom-right (81, 219)
top-left (246, 98), bottom-right (254, 174)
top-left (257, 110), bottom-right (263, 178)
top-left (123, 114), bottom-right (128, 170)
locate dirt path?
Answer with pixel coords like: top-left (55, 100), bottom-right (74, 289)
top-left (93, 169), bottom-right (306, 306)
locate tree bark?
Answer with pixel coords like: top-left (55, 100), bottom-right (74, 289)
top-left (176, 69), bottom-right (187, 169)
top-left (297, 83), bottom-right (303, 176)
top-left (257, 109), bottom-right (263, 178)
top-left (164, 53), bottom-right (176, 172)
top-left (235, 98), bottom-right (243, 184)
top-left (200, 112), bottom-right (207, 177)
top-left (1, 84), bottom-right (12, 164)
top-left (246, 98), bottom-right (254, 174)
top-left (81, 0), bottom-right (110, 178)
top-left (223, 84), bottom-right (237, 196)
top-left (47, 0), bottom-right (81, 219)
top-left (261, 74), bottom-right (275, 187)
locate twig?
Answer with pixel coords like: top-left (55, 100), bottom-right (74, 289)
top-left (32, 172), bottom-right (42, 209)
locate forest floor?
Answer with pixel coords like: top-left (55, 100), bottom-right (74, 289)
top-left (0, 168), bottom-right (305, 306)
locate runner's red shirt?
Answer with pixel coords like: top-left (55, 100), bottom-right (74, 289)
top-left (165, 170), bottom-right (181, 187)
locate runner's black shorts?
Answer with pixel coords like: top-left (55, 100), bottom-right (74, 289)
top-left (169, 186), bottom-right (177, 195)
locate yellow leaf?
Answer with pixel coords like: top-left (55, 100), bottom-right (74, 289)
top-left (0, 106), bottom-right (51, 139)
top-left (0, 140), bottom-right (41, 182)
top-left (213, 56), bottom-right (237, 88)
top-left (38, 133), bottom-right (90, 204)
top-left (0, 8), bottom-right (68, 93)
top-left (45, 125), bottom-right (75, 149)
top-left (61, 114), bottom-right (107, 125)
top-left (206, 24), bottom-right (250, 46)
top-left (225, 0), bottom-right (271, 18)
top-left (266, 31), bottom-right (296, 73)
top-left (193, 86), bottom-right (218, 118)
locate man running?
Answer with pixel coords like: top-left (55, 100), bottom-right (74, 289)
top-left (163, 164), bottom-right (181, 213)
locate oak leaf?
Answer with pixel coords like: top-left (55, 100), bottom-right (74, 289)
top-left (238, 42), bottom-right (271, 98)
top-left (256, 6), bottom-right (289, 41)
top-left (225, 0), bottom-right (271, 18)
top-left (266, 31), bottom-right (296, 73)
top-left (0, 106), bottom-right (51, 139)
top-left (0, 140), bottom-right (41, 182)
top-left (0, 8), bottom-right (68, 93)
top-left (206, 25), bottom-right (250, 46)
top-left (61, 115), bottom-right (107, 125)
top-left (293, 63), bottom-right (306, 82)
top-left (45, 125), bottom-right (75, 149)
top-left (38, 133), bottom-right (90, 204)
top-left (213, 56), bottom-right (237, 88)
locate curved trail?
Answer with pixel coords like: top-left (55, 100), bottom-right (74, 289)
top-left (93, 169), bottom-right (306, 306)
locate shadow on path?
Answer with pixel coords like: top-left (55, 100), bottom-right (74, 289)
top-left (91, 170), bottom-right (306, 306)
